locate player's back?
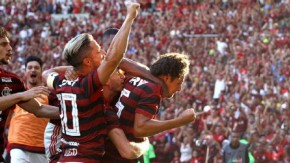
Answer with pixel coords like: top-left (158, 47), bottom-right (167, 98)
top-left (48, 71), bottom-right (107, 162)
top-left (103, 77), bottom-right (162, 163)
top-left (116, 77), bottom-right (162, 141)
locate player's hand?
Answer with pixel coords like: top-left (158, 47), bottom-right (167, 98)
top-left (178, 108), bottom-right (196, 124)
top-left (129, 142), bottom-right (143, 157)
top-left (19, 86), bottom-right (50, 101)
top-left (65, 66), bottom-right (78, 81)
top-left (125, 1), bottom-right (140, 19)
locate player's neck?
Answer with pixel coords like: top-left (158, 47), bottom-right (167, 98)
top-left (74, 66), bottom-right (91, 76)
top-left (157, 76), bottom-right (170, 98)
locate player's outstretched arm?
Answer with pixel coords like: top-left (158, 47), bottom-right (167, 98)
top-left (0, 86), bottom-right (50, 111)
top-left (19, 99), bottom-right (59, 119)
top-left (0, 93), bottom-right (27, 111)
top-left (108, 128), bottom-right (149, 159)
top-left (97, 2), bottom-right (140, 85)
top-left (134, 109), bottom-right (196, 137)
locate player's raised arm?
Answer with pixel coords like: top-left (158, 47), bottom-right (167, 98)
top-left (97, 2), bottom-right (140, 85)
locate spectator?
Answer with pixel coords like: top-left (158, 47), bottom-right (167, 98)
top-left (222, 131), bottom-right (249, 163)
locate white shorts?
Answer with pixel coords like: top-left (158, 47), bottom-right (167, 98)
top-left (44, 122), bottom-right (62, 162)
top-left (10, 148), bottom-right (47, 163)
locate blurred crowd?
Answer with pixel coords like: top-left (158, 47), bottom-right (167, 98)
top-left (0, 0), bottom-right (290, 162)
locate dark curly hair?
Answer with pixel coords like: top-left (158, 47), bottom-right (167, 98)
top-left (150, 53), bottom-right (190, 80)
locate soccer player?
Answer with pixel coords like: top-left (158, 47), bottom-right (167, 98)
top-left (43, 2), bottom-right (140, 162)
top-left (43, 66), bottom-right (155, 163)
top-left (43, 90), bottom-right (61, 163)
top-left (0, 26), bottom-right (58, 162)
top-left (102, 53), bottom-right (197, 163)
top-left (43, 27), bottom-right (165, 163)
top-left (8, 56), bottom-right (49, 163)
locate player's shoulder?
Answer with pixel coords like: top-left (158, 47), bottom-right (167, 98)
top-left (47, 72), bottom-right (67, 89)
top-left (135, 77), bottom-right (161, 94)
top-left (0, 68), bottom-right (21, 80)
top-left (141, 79), bottom-right (159, 89)
top-left (0, 69), bottom-right (23, 84)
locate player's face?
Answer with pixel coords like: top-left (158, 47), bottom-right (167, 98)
top-left (89, 41), bottom-right (106, 69)
top-left (25, 61), bottom-right (42, 86)
top-left (230, 132), bottom-right (240, 147)
top-left (164, 76), bottom-right (184, 98)
top-left (107, 69), bottom-right (125, 92)
top-left (0, 37), bottom-right (12, 65)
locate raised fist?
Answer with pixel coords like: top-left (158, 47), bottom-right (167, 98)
top-left (125, 1), bottom-right (140, 19)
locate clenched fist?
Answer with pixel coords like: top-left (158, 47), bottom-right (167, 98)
top-left (178, 108), bottom-right (196, 124)
top-left (125, 1), bottom-right (140, 20)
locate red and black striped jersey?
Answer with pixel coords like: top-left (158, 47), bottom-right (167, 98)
top-left (103, 77), bottom-right (162, 163)
top-left (0, 68), bottom-right (25, 160)
top-left (48, 90), bottom-right (61, 126)
top-left (47, 70), bottom-right (107, 161)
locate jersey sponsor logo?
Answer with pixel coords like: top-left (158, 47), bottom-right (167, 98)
top-left (63, 148), bottom-right (78, 157)
top-left (61, 138), bottom-right (80, 146)
top-left (1, 77), bottom-right (12, 82)
top-left (1, 87), bottom-right (12, 96)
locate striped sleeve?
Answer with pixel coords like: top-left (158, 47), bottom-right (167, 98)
top-left (135, 85), bottom-right (161, 119)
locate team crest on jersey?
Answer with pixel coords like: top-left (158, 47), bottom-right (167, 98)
top-left (1, 87), bottom-right (12, 96)
top-left (1, 77), bottom-right (12, 82)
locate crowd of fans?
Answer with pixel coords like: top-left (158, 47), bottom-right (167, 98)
top-left (1, 0), bottom-right (290, 162)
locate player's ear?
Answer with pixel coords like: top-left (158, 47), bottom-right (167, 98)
top-left (83, 57), bottom-right (91, 66)
top-left (161, 74), bottom-right (170, 82)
